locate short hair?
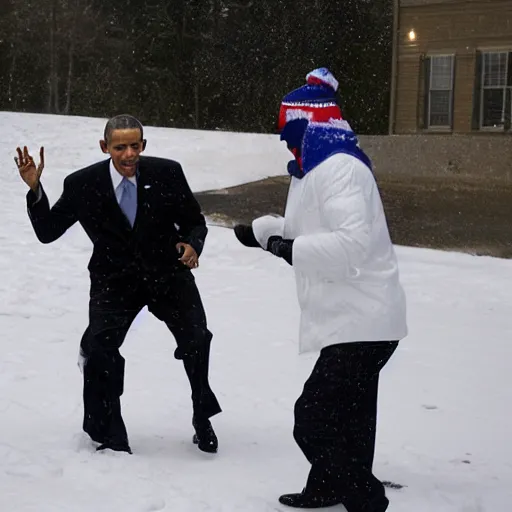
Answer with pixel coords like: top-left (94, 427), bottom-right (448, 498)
top-left (104, 114), bottom-right (144, 143)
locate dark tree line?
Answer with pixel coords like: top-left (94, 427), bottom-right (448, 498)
top-left (0, 0), bottom-right (392, 134)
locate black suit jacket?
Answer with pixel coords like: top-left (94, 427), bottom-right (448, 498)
top-left (26, 156), bottom-right (207, 289)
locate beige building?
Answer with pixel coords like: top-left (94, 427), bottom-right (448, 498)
top-left (389, 0), bottom-right (512, 134)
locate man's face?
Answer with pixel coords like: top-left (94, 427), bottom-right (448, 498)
top-left (101, 128), bottom-right (145, 177)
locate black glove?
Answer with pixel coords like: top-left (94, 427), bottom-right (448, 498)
top-left (234, 224), bottom-right (261, 248)
top-left (267, 235), bottom-right (294, 266)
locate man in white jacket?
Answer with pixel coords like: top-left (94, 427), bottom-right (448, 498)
top-left (234, 68), bottom-right (407, 511)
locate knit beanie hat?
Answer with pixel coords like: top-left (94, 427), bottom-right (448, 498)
top-left (277, 68), bottom-right (342, 132)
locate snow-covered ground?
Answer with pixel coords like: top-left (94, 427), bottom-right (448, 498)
top-left (1, 112), bottom-right (511, 511)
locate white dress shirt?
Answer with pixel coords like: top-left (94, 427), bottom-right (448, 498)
top-left (110, 160), bottom-right (137, 204)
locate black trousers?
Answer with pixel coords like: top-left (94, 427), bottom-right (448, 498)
top-left (293, 341), bottom-right (398, 512)
top-left (80, 270), bottom-right (221, 445)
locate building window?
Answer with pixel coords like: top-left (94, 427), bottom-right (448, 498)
top-left (428, 55), bottom-right (455, 128)
top-left (481, 51), bottom-right (512, 129)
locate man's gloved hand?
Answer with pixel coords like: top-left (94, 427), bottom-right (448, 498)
top-left (267, 235), bottom-right (294, 266)
top-left (233, 224), bottom-right (261, 248)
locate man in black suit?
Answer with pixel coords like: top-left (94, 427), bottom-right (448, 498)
top-left (15, 114), bottom-right (221, 454)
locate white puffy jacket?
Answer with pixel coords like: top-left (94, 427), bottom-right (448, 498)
top-left (253, 153), bottom-right (407, 354)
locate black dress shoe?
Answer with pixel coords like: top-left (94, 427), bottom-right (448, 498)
top-left (192, 417), bottom-right (218, 453)
top-left (360, 495), bottom-right (389, 512)
top-left (83, 421), bottom-right (107, 444)
top-left (278, 490), bottom-right (342, 508)
top-left (96, 441), bottom-right (132, 454)
top-left (87, 432), bottom-right (106, 444)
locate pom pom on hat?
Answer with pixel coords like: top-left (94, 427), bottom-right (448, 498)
top-left (278, 67), bottom-right (342, 132)
top-left (305, 67), bottom-right (339, 91)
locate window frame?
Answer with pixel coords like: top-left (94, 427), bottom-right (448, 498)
top-left (479, 50), bottom-right (512, 131)
top-left (427, 54), bottom-right (455, 130)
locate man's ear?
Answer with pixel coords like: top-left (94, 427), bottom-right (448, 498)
top-left (99, 140), bottom-right (109, 154)
top-left (142, 139), bottom-right (147, 151)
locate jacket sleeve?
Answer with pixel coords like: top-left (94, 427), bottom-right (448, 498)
top-left (251, 214), bottom-right (285, 249)
top-left (173, 164), bottom-right (208, 257)
top-left (292, 160), bottom-right (371, 280)
top-left (26, 177), bottom-right (78, 244)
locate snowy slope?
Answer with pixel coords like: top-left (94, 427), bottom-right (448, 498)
top-left (1, 112), bottom-right (511, 512)
top-left (1, 111), bottom-right (290, 193)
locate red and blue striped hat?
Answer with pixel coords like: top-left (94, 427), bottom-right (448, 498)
top-left (277, 68), bottom-right (343, 132)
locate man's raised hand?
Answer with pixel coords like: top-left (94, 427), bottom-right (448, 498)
top-left (15, 146), bottom-right (44, 191)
